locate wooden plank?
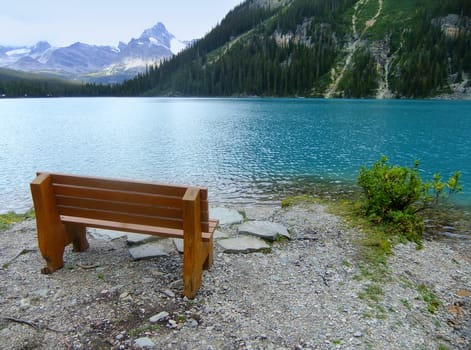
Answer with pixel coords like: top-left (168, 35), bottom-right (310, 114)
top-left (49, 173), bottom-right (206, 197)
top-left (60, 215), bottom-right (213, 241)
top-left (53, 184), bottom-right (182, 208)
top-left (55, 196), bottom-right (183, 219)
top-left (58, 206), bottom-right (183, 230)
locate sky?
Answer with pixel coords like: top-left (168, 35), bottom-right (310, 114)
top-left (0, 0), bottom-right (243, 47)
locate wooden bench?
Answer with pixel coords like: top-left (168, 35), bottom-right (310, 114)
top-left (30, 172), bottom-right (218, 299)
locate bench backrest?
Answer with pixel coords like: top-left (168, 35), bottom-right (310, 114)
top-left (39, 173), bottom-right (212, 233)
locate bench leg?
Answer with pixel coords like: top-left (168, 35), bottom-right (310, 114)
top-left (183, 253), bottom-right (203, 299)
top-left (66, 224), bottom-right (89, 252)
top-left (38, 224), bottom-right (90, 274)
top-left (38, 226), bottom-right (68, 274)
top-left (202, 237), bottom-right (213, 270)
top-left (182, 188), bottom-right (205, 299)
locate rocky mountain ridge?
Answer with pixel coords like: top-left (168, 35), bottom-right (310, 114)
top-left (0, 22), bottom-right (188, 83)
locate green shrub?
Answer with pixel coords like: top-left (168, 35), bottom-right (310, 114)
top-left (358, 156), bottom-right (461, 241)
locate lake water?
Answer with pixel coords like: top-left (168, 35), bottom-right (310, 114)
top-left (1, 97), bottom-right (470, 213)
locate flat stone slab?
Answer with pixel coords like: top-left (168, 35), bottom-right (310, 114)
top-left (237, 221), bottom-right (290, 241)
top-left (172, 230), bottom-right (232, 254)
top-left (172, 238), bottom-right (184, 253)
top-left (126, 233), bottom-right (162, 246)
top-left (217, 236), bottom-right (270, 253)
top-left (243, 206), bottom-right (278, 221)
top-left (88, 228), bottom-right (127, 241)
top-left (88, 228), bottom-right (160, 245)
top-left (129, 239), bottom-right (176, 260)
top-left (210, 207), bottom-right (244, 225)
top-left (214, 230), bottom-right (231, 240)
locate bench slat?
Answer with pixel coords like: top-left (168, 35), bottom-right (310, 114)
top-left (49, 173), bottom-right (210, 200)
top-left (60, 215), bottom-right (215, 241)
top-left (53, 184), bottom-right (183, 208)
top-left (50, 173), bottom-right (190, 197)
top-left (59, 206), bottom-right (184, 230)
top-left (55, 195), bottom-right (183, 220)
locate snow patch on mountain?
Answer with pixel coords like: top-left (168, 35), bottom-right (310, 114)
top-left (170, 38), bottom-right (187, 55)
top-left (6, 48), bottom-right (30, 56)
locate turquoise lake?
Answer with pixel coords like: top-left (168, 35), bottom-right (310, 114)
top-left (0, 97), bottom-right (470, 213)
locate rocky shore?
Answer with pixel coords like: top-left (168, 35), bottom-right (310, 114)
top-left (0, 202), bottom-right (470, 350)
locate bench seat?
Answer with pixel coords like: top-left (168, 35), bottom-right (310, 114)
top-left (60, 215), bottom-right (217, 241)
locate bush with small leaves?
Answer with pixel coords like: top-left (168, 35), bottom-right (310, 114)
top-left (358, 156), bottom-right (461, 242)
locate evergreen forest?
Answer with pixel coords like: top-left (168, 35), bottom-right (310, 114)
top-left (1, 0), bottom-right (470, 99)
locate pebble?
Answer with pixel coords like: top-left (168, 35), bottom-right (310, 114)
top-left (168, 320), bottom-right (178, 329)
top-left (34, 288), bottom-right (49, 297)
top-left (19, 298), bottom-right (30, 310)
top-left (149, 311), bottom-right (169, 323)
top-left (185, 318), bottom-right (199, 328)
top-left (162, 289), bottom-right (175, 298)
top-left (134, 337), bottom-right (155, 349)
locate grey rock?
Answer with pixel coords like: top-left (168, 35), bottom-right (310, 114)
top-left (186, 318), bottom-right (199, 328)
top-left (88, 228), bottom-right (127, 240)
top-left (172, 238), bottom-right (184, 253)
top-left (214, 230), bottom-right (231, 240)
top-left (149, 311), bottom-right (169, 323)
top-left (169, 279), bottom-right (183, 289)
top-left (168, 319), bottom-right (178, 328)
top-left (210, 207), bottom-right (244, 225)
top-left (128, 239), bottom-right (175, 260)
top-left (19, 298), bottom-right (30, 310)
top-left (162, 289), bottom-right (175, 298)
top-left (134, 337), bottom-right (155, 349)
top-left (125, 233), bottom-right (161, 246)
top-left (237, 221), bottom-right (290, 241)
top-left (34, 288), bottom-right (49, 297)
top-left (217, 236), bottom-right (270, 253)
top-left (88, 228), bottom-right (160, 245)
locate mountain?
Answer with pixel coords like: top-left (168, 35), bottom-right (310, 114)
top-left (117, 0), bottom-right (471, 99)
top-left (0, 22), bottom-right (189, 83)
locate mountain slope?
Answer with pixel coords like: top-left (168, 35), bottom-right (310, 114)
top-left (118, 0), bottom-right (471, 98)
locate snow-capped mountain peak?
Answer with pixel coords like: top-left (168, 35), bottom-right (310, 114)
top-left (0, 22), bottom-right (190, 83)
top-left (141, 22), bottom-right (172, 40)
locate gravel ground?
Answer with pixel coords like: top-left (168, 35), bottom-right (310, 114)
top-left (0, 202), bottom-right (469, 350)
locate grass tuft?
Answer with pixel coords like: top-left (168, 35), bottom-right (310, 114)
top-left (0, 210), bottom-right (35, 231)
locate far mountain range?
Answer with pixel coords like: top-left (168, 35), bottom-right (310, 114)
top-left (0, 22), bottom-right (189, 83)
